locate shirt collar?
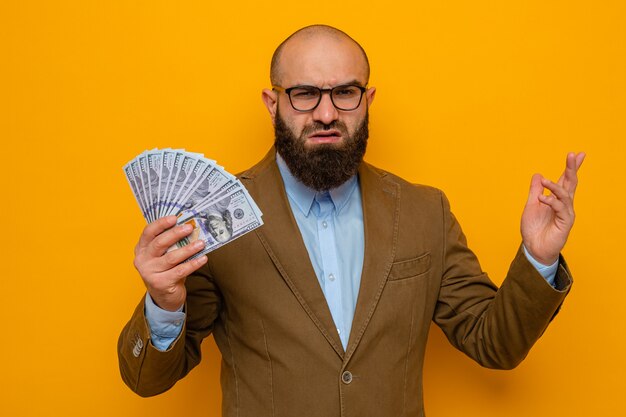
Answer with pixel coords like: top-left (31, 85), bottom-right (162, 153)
top-left (276, 152), bottom-right (358, 217)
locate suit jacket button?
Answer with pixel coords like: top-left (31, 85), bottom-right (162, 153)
top-left (341, 371), bottom-right (353, 384)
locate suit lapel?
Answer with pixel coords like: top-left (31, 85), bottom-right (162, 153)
top-left (242, 150), bottom-right (345, 358)
top-left (344, 162), bottom-right (400, 363)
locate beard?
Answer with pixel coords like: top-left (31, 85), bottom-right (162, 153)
top-left (274, 109), bottom-right (369, 191)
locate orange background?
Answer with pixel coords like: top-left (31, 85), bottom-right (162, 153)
top-left (2, 1), bottom-right (624, 416)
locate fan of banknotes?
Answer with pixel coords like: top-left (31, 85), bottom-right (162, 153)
top-left (123, 149), bottom-right (263, 259)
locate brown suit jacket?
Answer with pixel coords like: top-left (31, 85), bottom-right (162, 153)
top-left (118, 149), bottom-right (572, 417)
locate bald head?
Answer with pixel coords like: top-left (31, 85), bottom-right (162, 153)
top-left (270, 25), bottom-right (370, 86)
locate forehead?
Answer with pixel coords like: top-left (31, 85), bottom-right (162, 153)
top-left (277, 36), bottom-right (368, 87)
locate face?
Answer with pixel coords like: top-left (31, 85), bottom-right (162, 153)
top-left (262, 34), bottom-right (376, 190)
top-left (274, 106), bottom-right (369, 190)
top-left (208, 216), bottom-right (231, 242)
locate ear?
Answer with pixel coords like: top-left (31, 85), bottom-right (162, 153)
top-left (365, 87), bottom-right (376, 108)
top-left (261, 88), bottom-right (278, 125)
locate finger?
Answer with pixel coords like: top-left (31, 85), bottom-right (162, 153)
top-left (541, 177), bottom-right (572, 204)
top-left (136, 216), bottom-right (178, 252)
top-left (538, 194), bottom-right (571, 223)
top-left (559, 152), bottom-right (585, 195)
top-left (157, 254), bottom-right (208, 283)
top-left (556, 153), bottom-right (575, 187)
top-left (575, 152), bottom-right (586, 169)
top-left (147, 223), bottom-right (195, 257)
top-left (157, 239), bottom-right (206, 270)
top-left (538, 193), bottom-right (567, 211)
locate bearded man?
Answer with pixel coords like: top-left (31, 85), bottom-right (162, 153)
top-left (119, 25), bottom-right (584, 417)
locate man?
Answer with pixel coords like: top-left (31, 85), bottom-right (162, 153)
top-left (119, 25), bottom-right (585, 416)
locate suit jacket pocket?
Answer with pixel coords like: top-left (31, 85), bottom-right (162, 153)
top-left (388, 252), bottom-right (431, 281)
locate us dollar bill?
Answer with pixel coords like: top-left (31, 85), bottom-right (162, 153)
top-left (157, 149), bottom-right (177, 218)
top-left (174, 185), bottom-right (263, 258)
top-left (123, 163), bottom-right (149, 221)
top-left (147, 150), bottom-right (162, 221)
top-left (180, 166), bottom-right (234, 211)
top-left (138, 153), bottom-right (154, 222)
top-left (165, 154), bottom-right (198, 216)
top-left (130, 157), bottom-right (152, 222)
top-left (124, 148), bottom-right (263, 259)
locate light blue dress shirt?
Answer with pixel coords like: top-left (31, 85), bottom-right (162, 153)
top-left (145, 154), bottom-right (558, 351)
top-left (275, 154), bottom-right (364, 349)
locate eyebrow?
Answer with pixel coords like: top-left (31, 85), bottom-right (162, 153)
top-left (291, 79), bottom-right (366, 88)
top-left (345, 79), bottom-right (366, 87)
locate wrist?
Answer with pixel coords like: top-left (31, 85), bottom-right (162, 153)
top-left (149, 292), bottom-right (185, 312)
top-left (522, 244), bottom-right (558, 267)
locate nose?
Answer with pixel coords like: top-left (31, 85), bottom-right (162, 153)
top-left (312, 91), bottom-right (339, 125)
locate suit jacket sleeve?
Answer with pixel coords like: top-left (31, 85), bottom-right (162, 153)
top-left (117, 263), bottom-right (222, 397)
top-left (433, 191), bottom-right (572, 369)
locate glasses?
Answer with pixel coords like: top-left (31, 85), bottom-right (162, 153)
top-left (273, 84), bottom-right (367, 112)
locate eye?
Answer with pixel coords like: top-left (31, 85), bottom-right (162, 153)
top-left (333, 86), bottom-right (359, 97)
top-left (291, 88), bottom-right (319, 99)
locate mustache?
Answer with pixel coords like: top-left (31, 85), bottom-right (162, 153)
top-left (301, 120), bottom-right (349, 137)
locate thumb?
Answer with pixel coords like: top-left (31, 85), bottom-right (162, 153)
top-left (527, 173), bottom-right (545, 204)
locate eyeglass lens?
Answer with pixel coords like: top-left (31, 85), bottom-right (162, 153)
top-left (289, 86), bottom-right (364, 111)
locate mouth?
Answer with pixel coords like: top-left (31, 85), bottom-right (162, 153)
top-left (307, 129), bottom-right (343, 144)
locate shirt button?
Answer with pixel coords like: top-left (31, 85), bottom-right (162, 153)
top-left (328, 273), bottom-right (335, 281)
top-left (322, 221), bottom-right (328, 228)
top-left (341, 371), bottom-right (353, 384)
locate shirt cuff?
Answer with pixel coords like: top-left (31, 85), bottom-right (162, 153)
top-left (523, 245), bottom-right (559, 287)
top-left (144, 292), bottom-right (185, 351)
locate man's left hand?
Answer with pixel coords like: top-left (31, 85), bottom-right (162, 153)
top-left (521, 152), bottom-right (586, 266)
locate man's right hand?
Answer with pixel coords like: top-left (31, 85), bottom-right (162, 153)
top-left (133, 215), bottom-right (208, 311)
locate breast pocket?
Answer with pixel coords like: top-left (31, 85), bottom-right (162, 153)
top-left (388, 252), bottom-right (431, 281)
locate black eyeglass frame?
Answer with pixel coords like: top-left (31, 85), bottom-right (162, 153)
top-left (272, 84), bottom-right (368, 112)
